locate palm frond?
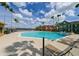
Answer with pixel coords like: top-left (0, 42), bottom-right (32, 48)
top-left (0, 2), bottom-right (14, 13)
top-left (14, 19), bottom-right (19, 23)
top-left (75, 4), bottom-right (79, 8)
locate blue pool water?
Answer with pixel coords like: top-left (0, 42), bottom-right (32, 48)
top-left (20, 31), bottom-right (67, 40)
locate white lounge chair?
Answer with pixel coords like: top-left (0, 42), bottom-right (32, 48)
top-left (46, 40), bottom-right (78, 56)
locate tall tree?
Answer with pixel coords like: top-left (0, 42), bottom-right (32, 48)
top-left (75, 3), bottom-right (79, 8)
top-left (77, 14), bottom-right (79, 16)
top-left (14, 18), bottom-right (19, 23)
top-left (0, 2), bottom-right (14, 13)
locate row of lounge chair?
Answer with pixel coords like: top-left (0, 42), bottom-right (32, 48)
top-left (45, 35), bottom-right (79, 56)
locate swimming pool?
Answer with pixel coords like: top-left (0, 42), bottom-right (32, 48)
top-left (20, 31), bottom-right (67, 40)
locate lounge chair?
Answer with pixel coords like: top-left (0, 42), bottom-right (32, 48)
top-left (46, 40), bottom-right (78, 56)
top-left (57, 35), bottom-right (79, 48)
top-left (46, 44), bottom-right (61, 55)
top-left (57, 39), bottom-right (73, 45)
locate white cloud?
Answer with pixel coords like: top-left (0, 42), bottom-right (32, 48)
top-left (65, 9), bottom-right (75, 16)
top-left (24, 18), bottom-right (38, 24)
top-left (40, 10), bottom-right (45, 14)
top-left (13, 13), bottom-right (23, 19)
top-left (44, 2), bottom-right (75, 18)
top-left (46, 4), bottom-right (51, 8)
top-left (36, 18), bottom-right (42, 22)
top-left (36, 18), bottom-right (49, 22)
top-left (19, 20), bottom-right (27, 25)
top-left (45, 9), bottom-right (55, 18)
top-left (19, 8), bottom-right (32, 17)
top-left (49, 2), bottom-right (74, 13)
top-left (50, 2), bottom-right (56, 9)
top-left (52, 14), bottom-right (65, 23)
top-left (50, 2), bottom-right (73, 10)
top-left (36, 17), bottom-right (59, 25)
top-left (45, 12), bottom-right (65, 23)
top-left (28, 18), bottom-right (33, 21)
top-left (12, 2), bottom-right (26, 7)
top-left (45, 3), bottom-right (54, 8)
top-left (27, 2), bottom-right (34, 5)
top-left (22, 17), bottom-right (35, 23)
top-left (56, 2), bottom-right (73, 9)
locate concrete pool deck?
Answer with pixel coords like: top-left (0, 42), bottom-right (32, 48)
top-left (0, 31), bottom-right (79, 56)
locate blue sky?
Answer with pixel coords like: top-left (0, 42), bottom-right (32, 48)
top-left (0, 2), bottom-right (79, 28)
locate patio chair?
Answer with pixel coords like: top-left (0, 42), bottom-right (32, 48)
top-left (46, 44), bottom-right (61, 55)
top-left (57, 39), bottom-right (73, 45)
top-left (57, 36), bottom-right (79, 48)
top-left (58, 40), bottom-right (79, 56)
top-left (46, 40), bottom-right (78, 56)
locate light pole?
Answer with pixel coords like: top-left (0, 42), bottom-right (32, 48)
top-left (40, 21), bottom-right (45, 56)
top-left (43, 37), bottom-right (45, 56)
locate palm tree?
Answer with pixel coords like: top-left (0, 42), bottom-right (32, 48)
top-left (13, 18), bottom-right (19, 32)
top-left (55, 15), bottom-right (61, 31)
top-left (0, 22), bottom-right (5, 35)
top-left (9, 8), bottom-right (14, 13)
top-left (51, 16), bottom-right (54, 19)
top-left (0, 2), bottom-right (14, 13)
top-left (41, 22), bottom-right (45, 25)
top-left (77, 14), bottom-right (79, 16)
top-left (1, 2), bottom-right (19, 23)
top-left (0, 2), bottom-right (20, 32)
top-left (14, 18), bottom-right (19, 23)
top-left (75, 4), bottom-right (79, 8)
top-left (41, 21), bottom-right (45, 31)
top-left (1, 3), bottom-right (19, 26)
top-left (51, 14), bottom-right (61, 29)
